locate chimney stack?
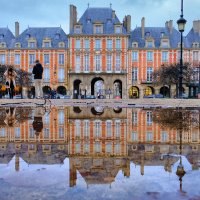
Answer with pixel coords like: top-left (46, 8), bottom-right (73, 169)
top-left (168, 20), bottom-right (173, 34)
top-left (69, 5), bottom-right (77, 33)
top-left (126, 15), bottom-right (131, 33)
top-left (193, 20), bottom-right (200, 35)
top-left (141, 17), bottom-right (145, 39)
top-left (112, 10), bottom-right (115, 19)
top-left (15, 21), bottom-right (19, 37)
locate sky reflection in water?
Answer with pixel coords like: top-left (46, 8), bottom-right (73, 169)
top-left (0, 106), bottom-right (199, 200)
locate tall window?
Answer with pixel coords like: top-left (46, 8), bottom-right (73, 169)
top-left (44, 68), bottom-right (50, 81)
top-left (94, 121), bottom-right (101, 138)
top-left (58, 68), bottom-right (64, 82)
top-left (162, 51), bottom-right (168, 62)
top-left (106, 142), bottom-right (112, 153)
top-left (115, 53), bottom-right (120, 71)
top-left (146, 131), bottom-right (153, 141)
top-left (84, 120), bottom-right (89, 138)
top-left (193, 51), bottom-right (199, 61)
top-left (115, 143), bottom-right (120, 154)
top-left (75, 120), bottom-right (81, 137)
top-left (107, 39), bottom-right (112, 50)
top-left (0, 128), bottom-right (6, 137)
top-left (29, 128), bottom-right (34, 138)
top-left (161, 131), bottom-right (168, 142)
top-left (44, 54), bottom-right (50, 65)
top-left (44, 128), bottom-right (50, 138)
top-left (84, 54), bottom-right (89, 72)
top-left (95, 54), bottom-right (101, 72)
top-left (107, 54), bottom-right (112, 72)
top-left (132, 51), bottom-right (138, 61)
top-left (59, 127), bottom-right (64, 138)
top-left (132, 111), bottom-right (138, 125)
top-left (146, 111), bottom-right (152, 126)
top-left (0, 54), bottom-right (5, 64)
top-left (44, 113), bottom-right (50, 124)
top-left (132, 68), bottom-right (138, 82)
top-left (76, 55), bottom-right (80, 72)
top-left (59, 54), bottom-right (64, 65)
top-left (58, 110), bottom-right (64, 124)
top-left (84, 39), bottom-right (89, 49)
top-left (106, 120), bottom-right (112, 138)
top-left (15, 127), bottom-right (20, 138)
top-left (75, 143), bottom-right (80, 153)
top-left (95, 142), bottom-right (101, 153)
top-left (29, 54), bottom-right (35, 65)
top-left (147, 51), bottom-right (153, 61)
top-left (116, 39), bottom-right (121, 50)
top-left (131, 131), bottom-right (138, 141)
top-left (147, 67), bottom-right (153, 82)
top-left (14, 54), bottom-right (20, 65)
top-left (95, 39), bottom-right (101, 50)
top-left (115, 120), bottom-right (121, 138)
top-left (84, 143), bottom-right (89, 153)
top-left (75, 39), bottom-right (80, 49)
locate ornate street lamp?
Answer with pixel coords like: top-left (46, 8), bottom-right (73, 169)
top-left (177, 0), bottom-right (187, 98)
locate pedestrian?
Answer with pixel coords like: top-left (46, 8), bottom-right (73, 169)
top-left (32, 60), bottom-right (43, 99)
top-left (32, 107), bottom-right (45, 137)
top-left (4, 67), bottom-right (17, 99)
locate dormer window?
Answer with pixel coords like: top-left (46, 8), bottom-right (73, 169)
top-left (193, 42), bottom-right (199, 48)
top-left (94, 24), bottom-right (103, 34)
top-left (178, 42), bottom-right (184, 48)
top-left (0, 34), bottom-right (4, 39)
top-left (42, 38), bottom-right (51, 48)
top-left (15, 43), bottom-right (21, 48)
top-left (26, 34), bottom-right (31, 39)
top-left (160, 32), bottom-right (165, 37)
top-left (115, 25), bottom-right (122, 34)
top-left (29, 42), bottom-right (36, 48)
top-left (145, 32), bottom-right (150, 37)
top-left (161, 39), bottom-right (169, 48)
top-left (132, 42), bottom-right (138, 48)
top-left (55, 33), bottom-right (60, 39)
top-left (87, 19), bottom-right (91, 23)
top-left (44, 42), bottom-right (50, 48)
top-left (0, 42), bottom-right (6, 48)
top-left (146, 40), bottom-right (154, 48)
top-left (74, 25), bottom-right (82, 34)
top-left (58, 42), bottom-right (65, 48)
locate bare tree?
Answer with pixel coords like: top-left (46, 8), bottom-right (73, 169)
top-left (152, 63), bottom-right (193, 98)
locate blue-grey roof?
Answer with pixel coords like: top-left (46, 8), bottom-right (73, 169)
top-left (185, 28), bottom-right (200, 48)
top-left (71, 7), bottom-right (127, 35)
top-left (130, 27), bottom-right (181, 49)
top-left (13, 27), bottom-right (68, 49)
top-left (0, 28), bottom-right (15, 48)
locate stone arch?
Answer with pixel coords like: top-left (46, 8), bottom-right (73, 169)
top-left (129, 86), bottom-right (139, 98)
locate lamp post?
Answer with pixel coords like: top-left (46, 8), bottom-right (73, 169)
top-left (177, 0), bottom-right (187, 98)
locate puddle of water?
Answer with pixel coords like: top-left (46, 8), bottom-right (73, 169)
top-left (0, 106), bottom-right (199, 200)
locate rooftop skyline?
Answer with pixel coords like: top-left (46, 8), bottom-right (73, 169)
top-left (0, 0), bottom-right (199, 35)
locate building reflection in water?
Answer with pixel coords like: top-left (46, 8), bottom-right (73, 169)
top-left (0, 106), bottom-right (199, 189)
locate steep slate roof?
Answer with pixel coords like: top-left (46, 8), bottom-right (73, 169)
top-left (72, 7), bottom-right (127, 35)
top-left (130, 27), bottom-right (181, 48)
top-left (13, 27), bottom-right (68, 48)
top-left (185, 28), bottom-right (200, 48)
top-left (0, 28), bottom-right (15, 48)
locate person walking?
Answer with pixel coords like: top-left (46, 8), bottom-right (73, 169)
top-left (4, 67), bottom-right (17, 99)
top-left (32, 60), bottom-right (43, 99)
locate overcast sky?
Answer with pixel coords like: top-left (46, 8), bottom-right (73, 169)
top-left (0, 0), bottom-right (199, 35)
